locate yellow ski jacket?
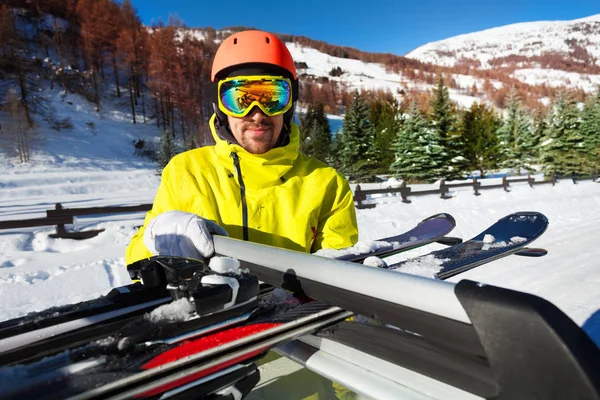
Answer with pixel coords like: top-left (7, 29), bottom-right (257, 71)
top-left (126, 115), bottom-right (358, 265)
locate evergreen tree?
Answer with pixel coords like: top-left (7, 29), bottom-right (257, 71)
top-left (307, 103), bottom-right (331, 163)
top-left (329, 128), bottom-right (343, 171)
top-left (390, 102), bottom-right (445, 183)
top-left (458, 103), bottom-right (502, 177)
top-left (299, 102), bottom-right (331, 162)
top-left (298, 104), bottom-right (316, 154)
top-left (370, 98), bottom-right (402, 173)
top-left (540, 91), bottom-right (586, 177)
top-left (339, 92), bottom-right (379, 182)
top-left (156, 129), bottom-right (179, 175)
top-left (497, 88), bottom-right (533, 173)
top-left (579, 89), bottom-right (600, 175)
top-left (429, 74), bottom-right (464, 178)
top-left (530, 107), bottom-right (549, 165)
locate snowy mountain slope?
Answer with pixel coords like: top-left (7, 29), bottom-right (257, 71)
top-left (406, 14), bottom-right (600, 68)
top-left (278, 14), bottom-right (600, 108)
top-left (284, 42), bottom-right (489, 109)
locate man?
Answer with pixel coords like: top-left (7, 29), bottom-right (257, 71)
top-left (126, 30), bottom-right (358, 266)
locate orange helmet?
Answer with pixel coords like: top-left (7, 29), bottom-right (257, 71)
top-left (211, 30), bottom-right (297, 82)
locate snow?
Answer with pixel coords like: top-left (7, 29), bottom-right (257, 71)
top-left (407, 14), bottom-right (600, 68)
top-left (286, 42), bottom-right (481, 110)
top-left (2, 162), bottom-right (599, 346)
top-left (362, 256), bottom-right (388, 268)
top-left (483, 234), bottom-right (495, 243)
top-left (147, 298), bottom-right (195, 323)
top-left (511, 68), bottom-right (600, 93)
top-left (391, 254), bottom-right (449, 278)
top-left (209, 256), bottom-right (241, 274)
top-left (481, 236), bottom-right (527, 251)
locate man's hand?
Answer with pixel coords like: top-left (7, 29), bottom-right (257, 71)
top-left (143, 211), bottom-right (228, 260)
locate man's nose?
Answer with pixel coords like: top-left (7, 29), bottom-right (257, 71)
top-left (246, 106), bottom-right (267, 121)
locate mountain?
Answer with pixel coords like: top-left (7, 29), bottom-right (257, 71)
top-left (403, 14), bottom-right (600, 97)
top-left (406, 14), bottom-right (600, 69)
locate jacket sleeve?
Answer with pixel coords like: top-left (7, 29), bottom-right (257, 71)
top-left (125, 159), bottom-right (187, 265)
top-left (311, 173), bottom-right (359, 252)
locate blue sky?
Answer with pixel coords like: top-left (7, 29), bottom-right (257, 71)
top-left (129, 0), bottom-right (599, 55)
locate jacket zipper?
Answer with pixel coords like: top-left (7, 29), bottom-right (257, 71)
top-left (230, 152), bottom-right (249, 241)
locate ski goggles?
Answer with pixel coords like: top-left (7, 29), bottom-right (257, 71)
top-left (217, 75), bottom-right (293, 118)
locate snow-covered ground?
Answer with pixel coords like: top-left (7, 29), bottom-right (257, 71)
top-left (1, 164), bottom-right (599, 347)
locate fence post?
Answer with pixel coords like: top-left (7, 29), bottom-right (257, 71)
top-left (354, 185), bottom-right (365, 209)
top-left (502, 176), bottom-right (510, 192)
top-left (53, 203), bottom-right (68, 237)
top-left (439, 179), bottom-right (451, 199)
top-left (473, 178), bottom-right (481, 196)
top-left (400, 181), bottom-right (411, 204)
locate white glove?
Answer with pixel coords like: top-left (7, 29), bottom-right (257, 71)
top-left (143, 211), bottom-right (228, 259)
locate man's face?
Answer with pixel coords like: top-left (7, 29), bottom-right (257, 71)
top-left (227, 107), bottom-right (283, 154)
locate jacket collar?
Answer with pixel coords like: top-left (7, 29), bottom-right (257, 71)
top-left (209, 114), bottom-right (300, 189)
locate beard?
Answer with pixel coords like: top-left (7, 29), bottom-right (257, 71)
top-left (227, 113), bottom-right (283, 154)
top-left (241, 120), bottom-right (275, 132)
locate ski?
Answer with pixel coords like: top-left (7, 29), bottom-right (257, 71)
top-left (73, 211), bottom-right (554, 400)
top-left (0, 212), bottom-right (463, 399)
top-left (334, 212), bottom-right (461, 263)
top-left (0, 212), bottom-right (459, 361)
top-left (387, 211), bottom-right (549, 279)
top-left (0, 212), bottom-right (554, 400)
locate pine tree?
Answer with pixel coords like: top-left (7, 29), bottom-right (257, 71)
top-left (579, 89), bottom-right (600, 175)
top-left (458, 103), bottom-right (502, 177)
top-left (497, 88), bottom-right (533, 173)
top-left (156, 129), bottom-right (179, 175)
top-left (298, 104), bottom-right (316, 154)
top-left (540, 91), bottom-right (586, 177)
top-left (429, 74), bottom-right (463, 178)
top-left (308, 103), bottom-right (331, 163)
top-left (339, 92), bottom-right (379, 182)
top-left (299, 102), bottom-right (331, 162)
top-left (530, 107), bottom-right (549, 166)
top-left (430, 75), bottom-right (455, 142)
top-left (390, 102), bottom-right (445, 183)
top-left (370, 98), bottom-right (402, 173)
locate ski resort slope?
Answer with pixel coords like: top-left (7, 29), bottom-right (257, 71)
top-left (0, 169), bottom-right (599, 347)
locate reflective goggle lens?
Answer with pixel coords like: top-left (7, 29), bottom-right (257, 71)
top-left (218, 76), bottom-right (292, 117)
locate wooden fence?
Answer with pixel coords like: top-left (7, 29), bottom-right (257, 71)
top-left (0, 202), bottom-right (152, 239)
top-left (0, 174), bottom-right (597, 238)
top-left (354, 174), bottom-right (597, 209)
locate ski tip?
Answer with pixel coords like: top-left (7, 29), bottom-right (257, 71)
top-left (422, 213), bottom-right (456, 225)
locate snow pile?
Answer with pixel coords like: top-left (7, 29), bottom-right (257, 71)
top-left (146, 298), bottom-right (195, 324)
top-left (481, 234), bottom-right (528, 250)
top-left (313, 240), bottom-right (392, 259)
top-left (391, 254), bottom-right (449, 278)
top-left (209, 257), bottom-right (242, 274)
top-left (363, 256), bottom-right (387, 268)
